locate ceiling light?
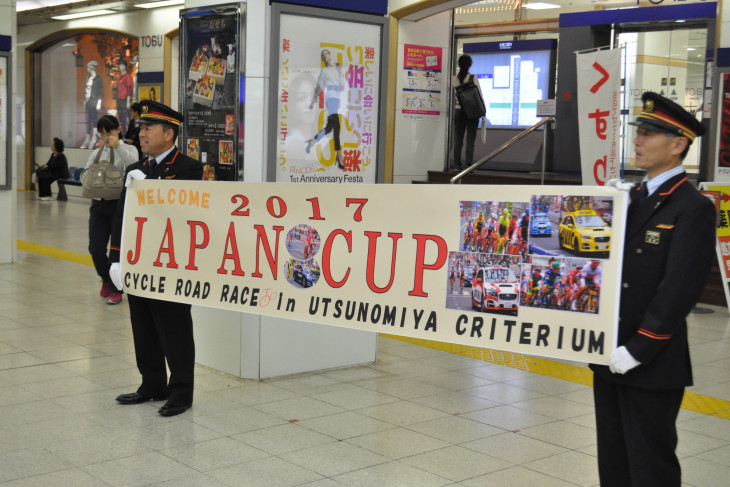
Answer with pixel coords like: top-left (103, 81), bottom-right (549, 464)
top-left (687, 47), bottom-right (696, 51)
top-left (16, 0), bottom-right (87, 12)
top-left (524, 2), bottom-right (561, 9)
top-left (51, 9), bottom-right (115, 19)
top-left (134, 0), bottom-right (185, 8)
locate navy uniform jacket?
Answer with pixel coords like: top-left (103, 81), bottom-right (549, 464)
top-left (110, 147), bottom-right (203, 263)
top-left (591, 172), bottom-right (716, 389)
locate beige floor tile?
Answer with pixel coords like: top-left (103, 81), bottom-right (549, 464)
top-left (407, 415), bottom-right (505, 444)
top-left (681, 456), bottom-right (730, 487)
top-left (525, 450), bottom-right (599, 487)
top-left (253, 396), bottom-right (347, 421)
top-left (345, 427), bottom-right (450, 459)
top-left (333, 460), bottom-right (452, 486)
top-left (297, 410), bottom-right (395, 440)
top-left (401, 445), bottom-right (512, 482)
top-left (0, 447), bottom-right (72, 483)
top-left (160, 436), bottom-right (269, 471)
top-left (358, 399), bottom-right (450, 426)
top-left (460, 465), bottom-right (579, 487)
top-left (233, 422), bottom-right (336, 455)
top-left (208, 455), bottom-right (323, 487)
top-left (280, 441), bottom-right (389, 477)
top-left (517, 420), bottom-right (596, 450)
top-left (512, 395), bottom-right (595, 420)
top-left (82, 451), bottom-right (200, 487)
top-left (311, 384), bottom-right (400, 409)
top-left (462, 404), bottom-right (555, 431)
top-left (462, 431), bottom-right (568, 464)
top-left (0, 467), bottom-right (109, 487)
top-left (411, 390), bottom-right (501, 414)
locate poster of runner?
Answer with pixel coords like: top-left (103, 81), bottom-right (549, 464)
top-left (274, 13), bottom-right (381, 183)
top-left (117, 181), bottom-right (628, 365)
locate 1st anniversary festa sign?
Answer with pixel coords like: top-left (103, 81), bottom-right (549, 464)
top-left (119, 180), bottom-right (627, 365)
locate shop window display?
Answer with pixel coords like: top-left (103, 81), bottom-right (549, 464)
top-left (38, 32), bottom-right (139, 149)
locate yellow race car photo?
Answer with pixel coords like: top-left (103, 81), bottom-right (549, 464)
top-left (558, 209), bottom-right (611, 256)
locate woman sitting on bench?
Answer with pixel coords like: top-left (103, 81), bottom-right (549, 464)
top-left (36, 137), bottom-right (68, 201)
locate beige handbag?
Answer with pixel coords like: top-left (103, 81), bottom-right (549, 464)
top-left (81, 147), bottom-right (123, 199)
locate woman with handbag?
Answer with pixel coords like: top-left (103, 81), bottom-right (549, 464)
top-left (36, 137), bottom-right (69, 200)
top-left (452, 54), bottom-right (486, 171)
top-left (84, 115), bottom-right (138, 305)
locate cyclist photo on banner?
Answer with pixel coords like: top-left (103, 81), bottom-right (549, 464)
top-left (459, 200), bottom-right (529, 256)
top-left (519, 256), bottom-right (600, 314)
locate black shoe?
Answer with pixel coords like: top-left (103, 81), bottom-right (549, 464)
top-left (116, 392), bottom-right (167, 405)
top-left (158, 402), bottom-right (192, 417)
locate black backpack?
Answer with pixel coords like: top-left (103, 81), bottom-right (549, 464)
top-left (454, 74), bottom-right (486, 120)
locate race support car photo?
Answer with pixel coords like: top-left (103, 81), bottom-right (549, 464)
top-left (530, 212), bottom-right (552, 237)
top-left (471, 266), bottom-right (519, 315)
top-left (558, 209), bottom-right (611, 256)
top-left (293, 263), bottom-right (318, 288)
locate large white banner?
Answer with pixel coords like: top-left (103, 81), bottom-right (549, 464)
top-left (120, 181), bottom-right (627, 365)
top-left (577, 49), bottom-right (621, 186)
top-left (275, 14), bottom-right (380, 183)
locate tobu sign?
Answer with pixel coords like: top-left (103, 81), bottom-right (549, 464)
top-left (140, 35), bottom-right (163, 48)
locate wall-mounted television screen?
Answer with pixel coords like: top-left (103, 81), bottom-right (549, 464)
top-left (464, 40), bottom-right (557, 129)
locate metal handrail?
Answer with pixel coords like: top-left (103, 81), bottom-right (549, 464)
top-left (450, 117), bottom-right (556, 184)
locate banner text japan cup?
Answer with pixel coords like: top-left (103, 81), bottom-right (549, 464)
top-left (120, 181), bottom-right (627, 365)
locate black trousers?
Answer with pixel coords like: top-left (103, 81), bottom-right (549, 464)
top-left (128, 294), bottom-right (195, 405)
top-left (89, 199), bottom-right (121, 292)
top-left (37, 174), bottom-right (57, 197)
top-left (453, 108), bottom-right (479, 168)
top-left (593, 373), bottom-right (684, 487)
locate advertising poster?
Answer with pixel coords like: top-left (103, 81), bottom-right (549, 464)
top-left (139, 84), bottom-right (162, 102)
top-left (703, 183), bottom-right (730, 309)
top-left (715, 73), bottom-right (730, 180)
top-left (275, 14), bottom-right (381, 184)
top-left (402, 44), bottom-right (442, 119)
top-left (576, 48), bottom-right (621, 186)
top-left (118, 181), bottom-right (627, 365)
top-left (181, 7), bottom-right (240, 182)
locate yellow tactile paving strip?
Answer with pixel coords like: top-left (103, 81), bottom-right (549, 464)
top-left (384, 334), bottom-right (730, 420)
top-left (17, 240), bottom-right (94, 267)
top-left (15, 239), bottom-right (730, 420)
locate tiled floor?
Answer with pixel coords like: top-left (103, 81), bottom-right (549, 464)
top-left (3, 190), bottom-right (730, 486)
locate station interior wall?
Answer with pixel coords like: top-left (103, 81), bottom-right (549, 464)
top-left (4, 0), bottom-right (730, 264)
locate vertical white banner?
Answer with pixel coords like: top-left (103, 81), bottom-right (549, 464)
top-left (576, 49), bottom-right (621, 186)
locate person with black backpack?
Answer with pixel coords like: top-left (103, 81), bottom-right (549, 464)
top-left (452, 54), bottom-right (486, 170)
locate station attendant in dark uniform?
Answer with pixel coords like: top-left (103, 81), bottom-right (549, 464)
top-left (108, 100), bottom-right (203, 417)
top-left (592, 92), bottom-right (716, 486)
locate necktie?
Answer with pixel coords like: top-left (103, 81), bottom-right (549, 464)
top-left (148, 158), bottom-right (157, 173)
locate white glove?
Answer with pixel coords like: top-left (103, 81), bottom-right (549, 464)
top-left (609, 346), bottom-right (640, 374)
top-left (605, 179), bottom-right (635, 191)
top-left (109, 263), bottom-right (123, 291)
top-left (125, 169), bottom-right (147, 187)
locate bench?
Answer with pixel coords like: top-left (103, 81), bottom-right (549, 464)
top-left (56, 167), bottom-right (84, 201)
